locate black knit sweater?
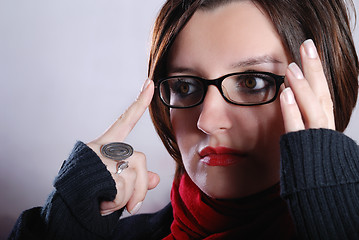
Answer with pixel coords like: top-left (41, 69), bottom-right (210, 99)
top-left (280, 129), bottom-right (359, 239)
top-left (8, 129), bottom-right (359, 239)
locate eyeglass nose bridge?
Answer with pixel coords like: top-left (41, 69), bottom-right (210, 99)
top-left (156, 72), bottom-right (285, 108)
top-left (196, 75), bottom-right (236, 105)
top-left (196, 75), bottom-right (227, 96)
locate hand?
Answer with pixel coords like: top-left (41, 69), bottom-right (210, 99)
top-left (87, 79), bottom-right (160, 216)
top-left (280, 39), bottom-right (336, 133)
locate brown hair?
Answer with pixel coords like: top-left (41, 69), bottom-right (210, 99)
top-left (148, 0), bottom-right (359, 180)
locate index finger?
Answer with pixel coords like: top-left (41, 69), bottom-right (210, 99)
top-left (300, 40), bottom-right (335, 129)
top-left (102, 79), bottom-right (154, 142)
top-left (300, 40), bottom-right (331, 98)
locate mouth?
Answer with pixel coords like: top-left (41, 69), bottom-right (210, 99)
top-left (199, 146), bottom-right (246, 166)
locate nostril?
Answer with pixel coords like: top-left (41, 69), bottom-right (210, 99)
top-left (197, 123), bottom-right (210, 135)
top-left (197, 88), bottom-right (232, 135)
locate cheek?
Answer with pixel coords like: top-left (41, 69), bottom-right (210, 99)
top-left (251, 102), bottom-right (285, 156)
top-left (170, 108), bottom-right (204, 175)
top-left (170, 108), bottom-right (201, 153)
top-left (234, 102), bottom-right (285, 151)
top-left (262, 102), bottom-right (285, 137)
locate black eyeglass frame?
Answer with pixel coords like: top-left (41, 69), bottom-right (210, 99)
top-left (155, 71), bottom-right (285, 109)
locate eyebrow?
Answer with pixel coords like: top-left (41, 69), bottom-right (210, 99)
top-left (168, 55), bottom-right (283, 75)
top-left (167, 67), bottom-right (196, 75)
top-left (230, 55), bottom-right (283, 69)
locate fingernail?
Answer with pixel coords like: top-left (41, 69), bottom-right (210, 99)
top-left (101, 210), bottom-right (114, 217)
top-left (303, 39), bottom-right (318, 59)
top-left (282, 87), bottom-right (295, 105)
top-left (129, 201), bottom-right (142, 215)
top-left (141, 79), bottom-right (151, 92)
top-left (288, 62), bottom-right (304, 79)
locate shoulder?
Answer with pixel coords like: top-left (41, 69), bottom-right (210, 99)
top-left (8, 207), bottom-right (46, 239)
top-left (111, 203), bottom-right (173, 240)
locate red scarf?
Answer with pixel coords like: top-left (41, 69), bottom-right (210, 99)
top-left (164, 173), bottom-right (295, 240)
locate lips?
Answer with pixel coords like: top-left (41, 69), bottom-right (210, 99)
top-left (199, 146), bottom-right (246, 166)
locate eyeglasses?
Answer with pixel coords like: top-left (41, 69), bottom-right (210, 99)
top-left (156, 71), bottom-right (284, 108)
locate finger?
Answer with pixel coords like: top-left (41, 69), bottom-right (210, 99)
top-left (148, 171), bottom-right (160, 190)
top-left (300, 40), bottom-right (329, 95)
top-left (100, 150), bottom-right (148, 215)
top-left (102, 79), bottom-right (154, 142)
top-left (125, 171), bottom-right (160, 214)
top-left (286, 63), bottom-right (329, 129)
top-left (280, 87), bottom-right (305, 133)
top-left (124, 171), bottom-right (160, 215)
top-left (125, 152), bottom-right (149, 214)
top-left (123, 171), bottom-right (160, 215)
top-left (300, 40), bottom-right (335, 129)
top-left (100, 168), bottom-right (137, 215)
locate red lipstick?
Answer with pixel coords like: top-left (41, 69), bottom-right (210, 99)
top-left (199, 146), bottom-right (246, 166)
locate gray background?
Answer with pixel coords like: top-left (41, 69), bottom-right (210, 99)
top-left (0, 0), bottom-right (358, 238)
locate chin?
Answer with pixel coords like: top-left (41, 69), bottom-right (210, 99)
top-left (202, 183), bottom-right (275, 200)
top-left (203, 188), bottom-right (245, 200)
top-left (199, 177), bottom-right (253, 200)
top-left (199, 171), bottom-right (279, 200)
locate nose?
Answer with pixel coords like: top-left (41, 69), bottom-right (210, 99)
top-left (197, 86), bottom-right (233, 135)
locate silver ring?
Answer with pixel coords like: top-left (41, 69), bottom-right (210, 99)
top-left (116, 161), bottom-right (129, 175)
top-left (101, 142), bottom-right (133, 161)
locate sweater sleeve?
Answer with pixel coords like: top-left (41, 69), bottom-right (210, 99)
top-left (280, 129), bottom-right (359, 239)
top-left (9, 141), bottom-right (122, 240)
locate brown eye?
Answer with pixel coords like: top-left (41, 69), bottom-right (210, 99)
top-left (245, 78), bottom-right (257, 89)
top-left (179, 83), bottom-right (189, 94)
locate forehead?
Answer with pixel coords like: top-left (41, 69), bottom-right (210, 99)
top-left (167, 1), bottom-right (288, 76)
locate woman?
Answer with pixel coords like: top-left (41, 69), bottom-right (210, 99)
top-left (9, 0), bottom-right (359, 239)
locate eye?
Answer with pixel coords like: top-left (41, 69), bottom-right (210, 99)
top-left (159, 77), bottom-right (205, 107)
top-left (243, 76), bottom-right (266, 90)
top-left (173, 78), bottom-right (199, 96)
top-left (224, 73), bottom-right (276, 97)
top-left (244, 78), bottom-right (256, 89)
top-left (222, 72), bottom-right (280, 105)
top-left (178, 82), bottom-right (190, 94)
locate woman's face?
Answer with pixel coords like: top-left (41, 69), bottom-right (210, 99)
top-left (168, 1), bottom-right (289, 199)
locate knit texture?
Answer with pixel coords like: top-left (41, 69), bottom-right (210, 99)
top-left (9, 129), bottom-right (359, 239)
top-left (280, 129), bottom-right (359, 239)
top-left (111, 203), bottom-right (173, 239)
top-left (41, 141), bottom-right (122, 240)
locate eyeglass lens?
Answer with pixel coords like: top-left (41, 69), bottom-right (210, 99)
top-left (159, 73), bottom-right (279, 108)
